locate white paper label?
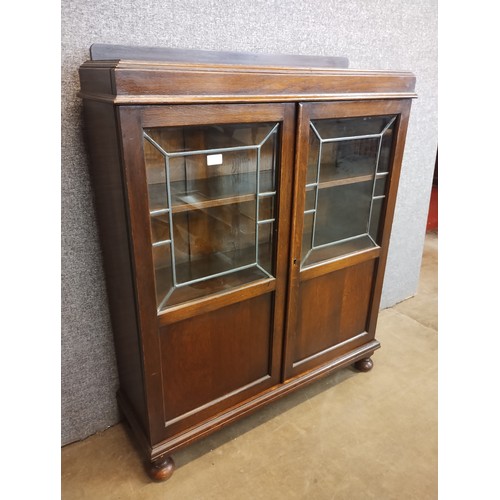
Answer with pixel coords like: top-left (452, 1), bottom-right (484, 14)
top-left (207, 153), bottom-right (223, 166)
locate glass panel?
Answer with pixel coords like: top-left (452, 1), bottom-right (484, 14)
top-left (168, 150), bottom-right (258, 211)
top-left (163, 266), bottom-right (269, 307)
top-left (146, 123), bottom-right (276, 152)
top-left (377, 121), bottom-right (396, 173)
top-left (303, 236), bottom-right (376, 267)
top-left (319, 138), bottom-right (379, 184)
top-left (143, 121), bottom-right (279, 312)
top-left (152, 244), bottom-right (173, 308)
top-left (258, 221), bottom-right (274, 275)
top-left (301, 115), bottom-right (396, 268)
top-left (314, 182), bottom-right (373, 246)
top-left (144, 140), bottom-right (168, 212)
top-left (312, 115), bottom-right (394, 140)
top-left (374, 176), bottom-right (387, 197)
top-left (260, 127), bottom-right (278, 192)
top-left (369, 197), bottom-right (384, 242)
top-left (301, 212), bottom-right (314, 262)
top-left (306, 127), bottom-right (321, 185)
top-left (172, 202), bottom-right (256, 285)
top-left (305, 186), bottom-right (316, 212)
top-left (150, 214), bottom-right (170, 244)
top-left (259, 196), bottom-right (275, 221)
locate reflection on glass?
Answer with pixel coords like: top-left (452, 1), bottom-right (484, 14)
top-left (301, 115), bottom-right (396, 268)
top-left (369, 197), bottom-right (384, 241)
top-left (143, 122), bottom-right (279, 312)
top-left (374, 175), bottom-right (388, 197)
top-left (306, 130), bottom-right (320, 185)
top-left (305, 186), bottom-right (316, 212)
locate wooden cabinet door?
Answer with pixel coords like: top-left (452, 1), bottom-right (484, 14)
top-left (284, 100), bottom-right (412, 380)
top-left (117, 104), bottom-right (295, 440)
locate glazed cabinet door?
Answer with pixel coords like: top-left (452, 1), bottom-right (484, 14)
top-left (118, 104), bottom-right (295, 441)
top-left (284, 100), bottom-right (411, 379)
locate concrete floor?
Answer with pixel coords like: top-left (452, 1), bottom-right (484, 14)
top-left (62, 233), bottom-right (438, 499)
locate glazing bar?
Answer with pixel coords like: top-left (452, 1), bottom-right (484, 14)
top-left (310, 137), bottom-right (322, 248)
top-left (305, 183), bottom-right (318, 188)
top-left (373, 195), bottom-right (385, 200)
top-left (304, 209), bottom-right (316, 215)
top-left (255, 146), bottom-right (261, 264)
top-left (164, 155), bottom-right (177, 286)
top-left (312, 233), bottom-right (370, 251)
top-left (255, 263), bottom-right (273, 279)
top-left (167, 144), bottom-right (258, 158)
top-left (157, 287), bottom-right (175, 313)
top-left (176, 262), bottom-right (258, 289)
top-left (150, 208), bottom-right (170, 216)
top-left (144, 131), bottom-right (178, 287)
top-left (152, 239), bottom-right (172, 247)
top-left (322, 132), bottom-right (382, 143)
top-left (366, 134), bottom-right (384, 235)
top-left (258, 218), bottom-right (275, 225)
top-left (380, 116), bottom-right (397, 135)
top-left (258, 191), bottom-right (276, 198)
top-left (258, 123), bottom-right (280, 147)
top-left (144, 132), bottom-right (169, 156)
top-left (309, 122), bottom-right (323, 141)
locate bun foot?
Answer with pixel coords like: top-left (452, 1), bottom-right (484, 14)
top-left (354, 357), bottom-right (373, 372)
top-left (147, 455), bottom-right (175, 482)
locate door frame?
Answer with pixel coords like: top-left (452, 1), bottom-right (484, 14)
top-left (117, 103), bottom-right (296, 440)
top-left (283, 99), bottom-right (413, 380)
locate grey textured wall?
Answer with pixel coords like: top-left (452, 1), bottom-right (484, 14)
top-left (62, 0), bottom-right (438, 445)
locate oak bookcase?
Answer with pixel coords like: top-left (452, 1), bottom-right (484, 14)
top-left (79, 44), bottom-right (415, 481)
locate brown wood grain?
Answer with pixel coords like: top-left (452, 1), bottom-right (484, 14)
top-left (79, 60), bottom-right (416, 105)
top-left (366, 100), bottom-right (413, 335)
top-left (82, 100), bottom-right (148, 433)
top-left (159, 294), bottom-right (275, 436)
top-left (79, 48), bottom-right (415, 479)
top-left (117, 106), bottom-right (167, 444)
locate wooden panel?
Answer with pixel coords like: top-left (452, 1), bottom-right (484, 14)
top-left (159, 294), bottom-right (274, 435)
top-left (82, 100), bottom-right (147, 431)
top-left (284, 99), bottom-right (413, 381)
top-left (118, 107), bottom-right (167, 444)
top-left (293, 259), bottom-right (376, 366)
top-left (307, 99), bottom-right (410, 120)
top-left (150, 340), bottom-right (379, 459)
top-left (158, 278), bottom-right (275, 326)
top-left (300, 247), bottom-right (380, 282)
top-left (79, 59), bottom-right (416, 104)
top-left (113, 68), bottom-right (416, 102)
top-left (142, 103), bottom-right (288, 128)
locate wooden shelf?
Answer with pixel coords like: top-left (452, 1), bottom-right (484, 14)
top-left (148, 170), bottom-right (274, 215)
top-left (316, 174), bottom-right (374, 189)
top-left (311, 158), bottom-right (376, 190)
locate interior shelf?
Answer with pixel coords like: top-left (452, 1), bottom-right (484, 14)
top-left (149, 170), bottom-right (274, 215)
top-left (309, 157), bottom-right (380, 189)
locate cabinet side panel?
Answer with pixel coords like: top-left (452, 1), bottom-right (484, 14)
top-left (82, 100), bottom-right (147, 430)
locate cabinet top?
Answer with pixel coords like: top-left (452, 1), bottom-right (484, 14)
top-left (89, 43), bottom-right (351, 69)
top-left (79, 44), bottom-right (416, 104)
